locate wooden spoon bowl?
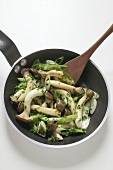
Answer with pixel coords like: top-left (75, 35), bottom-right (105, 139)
top-left (64, 24), bottom-right (113, 84)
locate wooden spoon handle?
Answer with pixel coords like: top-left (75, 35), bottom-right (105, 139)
top-left (82, 24), bottom-right (113, 59)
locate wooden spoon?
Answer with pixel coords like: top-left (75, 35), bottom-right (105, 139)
top-left (64, 24), bottom-right (113, 84)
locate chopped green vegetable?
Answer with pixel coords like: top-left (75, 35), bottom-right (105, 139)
top-left (17, 78), bottom-right (25, 82)
top-left (55, 125), bottom-right (85, 137)
top-left (30, 123), bottom-right (38, 133)
top-left (34, 74), bottom-right (40, 79)
top-left (38, 83), bottom-right (44, 89)
top-left (32, 62), bottom-right (67, 71)
top-left (48, 135), bottom-right (56, 141)
top-left (29, 114), bottom-right (49, 122)
top-left (15, 82), bottom-right (27, 92)
top-left (63, 71), bottom-right (74, 84)
top-left (56, 114), bottom-right (77, 125)
top-left (69, 126), bottom-right (86, 133)
top-left (82, 115), bottom-right (88, 121)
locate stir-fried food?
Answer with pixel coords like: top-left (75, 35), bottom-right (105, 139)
top-left (10, 57), bottom-right (99, 141)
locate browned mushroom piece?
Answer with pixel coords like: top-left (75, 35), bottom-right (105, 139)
top-left (56, 101), bottom-right (66, 112)
top-left (10, 89), bottom-right (25, 104)
top-left (16, 114), bottom-right (31, 123)
top-left (63, 107), bottom-right (71, 116)
top-left (85, 89), bottom-right (94, 103)
top-left (38, 127), bottom-right (46, 137)
top-left (45, 91), bottom-right (53, 100)
top-left (47, 121), bottom-right (57, 132)
top-left (10, 96), bottom-right (18, 104)
top-left (30, 68), bottom-right (39, 75)
top-left (21, 68), bottom-right (30, 76)
top-left (37, 121), bottom-right (46, 137)
top-left (17, 102), bottom-right (24, 113)
top-left (45, 98), bottom-right (51, 104)
top-left (44, 91), bottom-right (53, 104)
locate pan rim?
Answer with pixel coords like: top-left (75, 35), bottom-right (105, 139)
top-left (3, 48), bottom-right (110, 148)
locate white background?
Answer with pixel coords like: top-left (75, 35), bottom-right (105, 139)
top-left (0, 0), bottom-right (113, 170)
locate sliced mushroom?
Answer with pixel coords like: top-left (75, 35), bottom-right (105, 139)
top-left (18, 70), bottom-right (34, 102)
top-left (31, 105), bottom-right (61, 117)
top-left (45, 91), bottom-right (53, 100)
top-left (81, 117), bottom-right (90, 129)
top-left (46, 80), bottom-right (84, 95)
top-left (30, 68), bottom-right (39, 75)
top-left (75, 89), bottom-right (94, 128)
top-left (85, 89), bottom-right (94, 103)
top-left (17, 102), bottom-right (24, 113)
top-left (38, 70), bottom-right (74, 85)
top-left (10, 89), bottom-right (24, 103)
top-left (56, 101), bottom-right (66, 112)
top-left (63, 107), bottom-right (71, 116)
top-left (16, 88), bottom-right (46, 122)
top-left (52, 89), bottom-right (76, 114)
top-left (90, 98), bottom-right (97, 114)
top-left (37, 121), bottom-right (46, 137)
top-left (47, 120), bottom-right (57, 132)
top-left (44, 91), bottom-right (53, 104)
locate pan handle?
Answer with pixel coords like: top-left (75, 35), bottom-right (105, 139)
top-left (0, 30), bottom-right (21, 66)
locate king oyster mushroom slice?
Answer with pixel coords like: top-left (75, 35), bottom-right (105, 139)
top-left (90, 98), bottom-right (97, 114)
top-left (81, 102), bottom-right (91, 129)
top-left (10, 89), bottom-right (24, 103)
top-left (38, 70), bottom-right (74, 85)
top-left (52, 89), bottom-right (76, 114)
top-left (31, 105), bottom-right (61, 117)
top-left (18, 70), bottom-right (34, 102)
top-left (75, 89), bottom-right (94, 128)
top-left (16, 88), bottom-right (46, 122)
top-left (81, 117), bottom-right (90, 129)
top-left (46, 80), bottom-right (84, 95)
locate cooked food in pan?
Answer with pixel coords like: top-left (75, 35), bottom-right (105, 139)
top-left (10, 57), bottom-right (99, 141)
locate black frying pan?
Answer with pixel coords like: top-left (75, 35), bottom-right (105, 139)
top-left (0, 30), bottom-right (109, 148)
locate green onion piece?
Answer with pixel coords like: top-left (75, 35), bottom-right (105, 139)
top-left (56, 114), bottom-right (77, 125)
top-left (55, 56), bottom-right (64, 64)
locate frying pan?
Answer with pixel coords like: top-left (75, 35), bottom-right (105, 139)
top-left (0, 30), bottom-right (109, 148)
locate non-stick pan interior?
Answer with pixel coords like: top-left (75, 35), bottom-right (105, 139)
top-left (4, 49), bottom-right (108, 146)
